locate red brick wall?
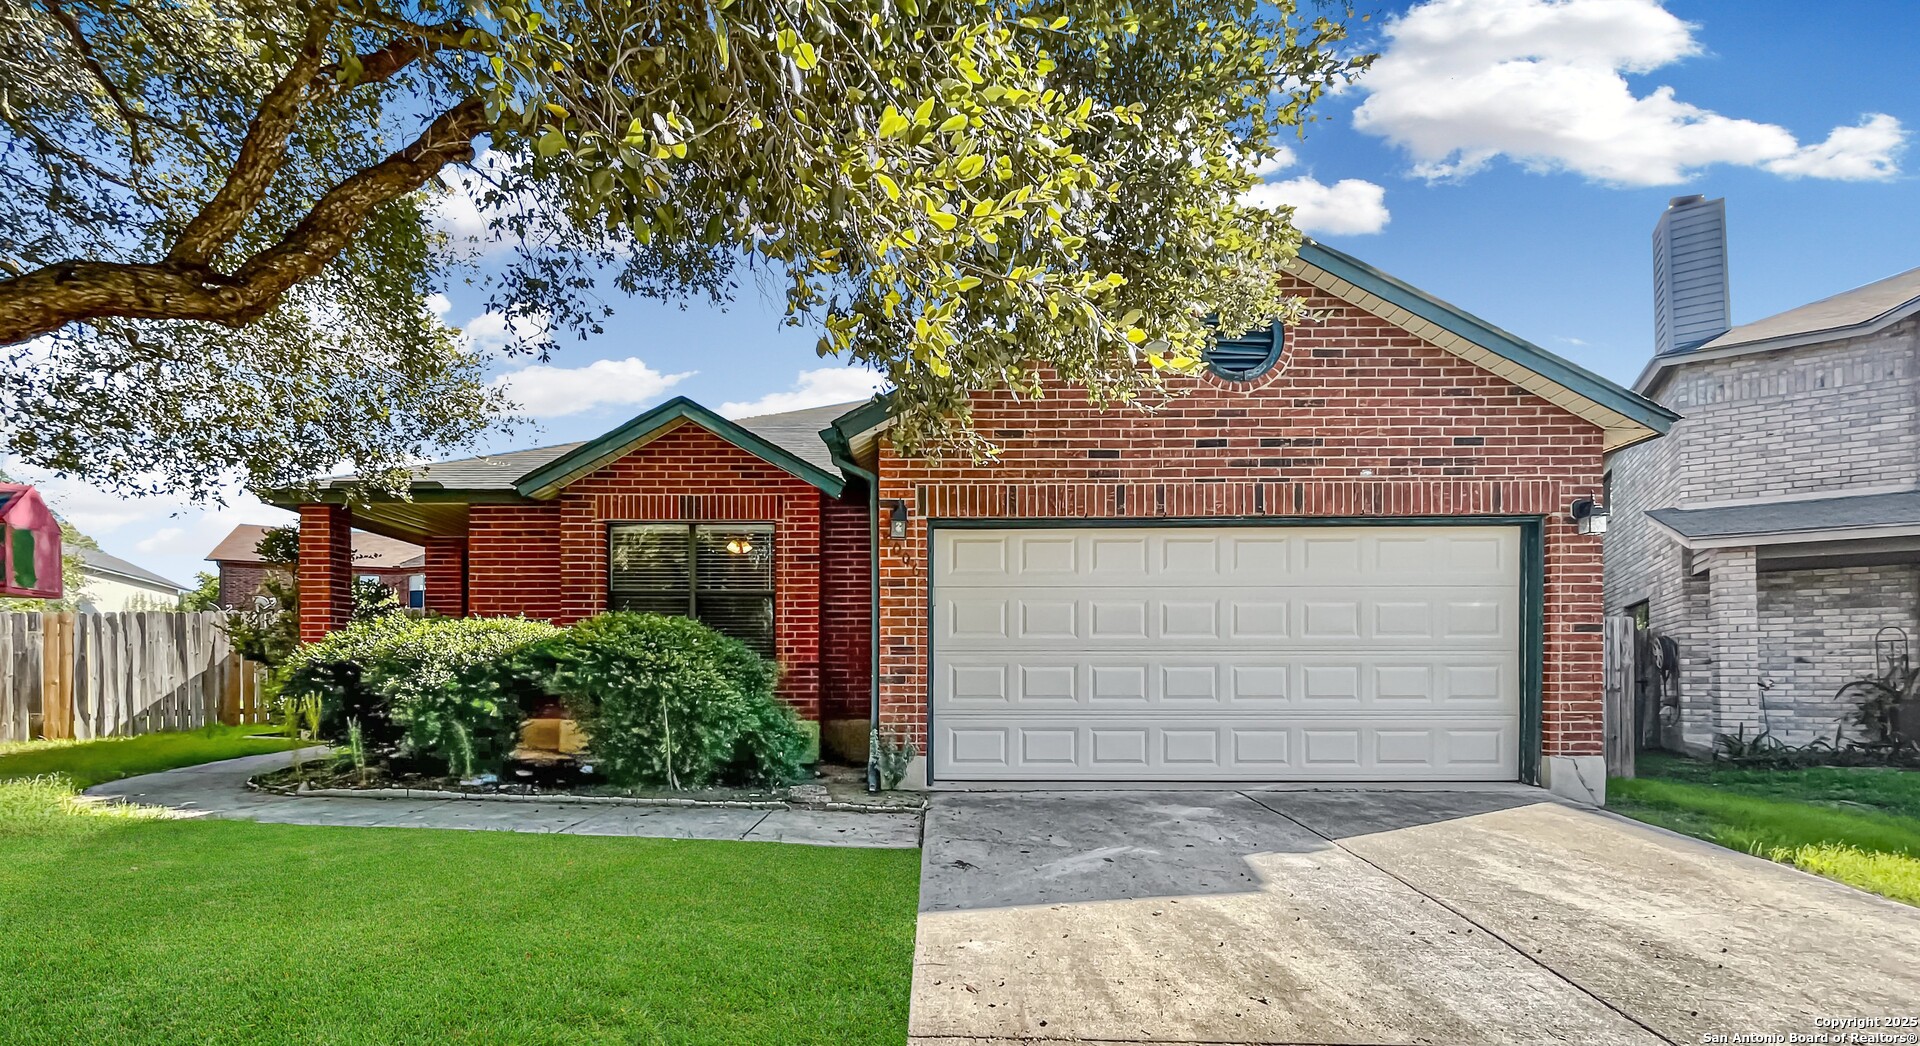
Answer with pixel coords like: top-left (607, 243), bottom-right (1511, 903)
top-left (423, 537), bottom-right (467, 616)
top-left (296, 504), bottom-right (353, 643)
top-left (550, 424), bottom-right (825, 716)
top-left (216, 563), bottom-right (281, 607)
top-left (819, 493), bottom-right (872, 724)
top-left (467, 503), bottom-right (564, 620)
top-left (873, 275), bottom-right (1608, 770)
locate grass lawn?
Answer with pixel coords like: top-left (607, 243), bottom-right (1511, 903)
top-left (0, 772), bottom-right (920, 1045)
top-left (1611, 752), bottom-right (1920, 906)
top-left (0, 724), bottom-right (309, 789)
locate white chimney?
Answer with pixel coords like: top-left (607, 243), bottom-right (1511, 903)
top-left (1652, 195), bottom-right (1731, 355)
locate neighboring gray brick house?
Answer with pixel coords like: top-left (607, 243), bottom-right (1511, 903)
top-left (1606, 195), bottom-right (1920, 749)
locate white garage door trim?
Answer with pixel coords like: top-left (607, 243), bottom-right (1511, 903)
top-left (928, 522), bottom-right (1532, 783)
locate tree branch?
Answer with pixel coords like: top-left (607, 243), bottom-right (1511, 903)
top-left (0, 98), bottom-right (488, 345)
top-left (166, 8), bottom-right (337, 265)
top-left (43, 0), bottom-right (148, 162)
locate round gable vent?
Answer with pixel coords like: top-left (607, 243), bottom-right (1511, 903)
top-left (1204, 323), bottom-right (1283, 379)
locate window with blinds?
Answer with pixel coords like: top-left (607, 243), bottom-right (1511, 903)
top-left (608, 523), bottom-right (776, 655)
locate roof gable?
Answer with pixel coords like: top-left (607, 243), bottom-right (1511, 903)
top-left (1288, 242), bottom-right (1675, 453)
top-left (829, 242), bottom-right (1677, 455)
top-left (515, 397), bottom-right (849, 499)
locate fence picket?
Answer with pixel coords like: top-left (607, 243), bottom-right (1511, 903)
top-left (0, 611), bottom-right (271, 741)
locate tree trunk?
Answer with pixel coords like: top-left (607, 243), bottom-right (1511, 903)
top-left (0, 98), bottom-right (487, 347)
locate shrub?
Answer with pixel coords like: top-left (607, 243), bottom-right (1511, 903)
top-left (517, 612), bottom-right (807, 789)
top-left (364, 617), bottom-right (560, 776)
top-left (276, 614), bottom-right (426, 746)
top-left (277, 615), bottom-right (558, 774)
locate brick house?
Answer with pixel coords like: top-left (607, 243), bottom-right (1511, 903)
top-left (1606, 195), bottom-right (1920, 749)
top-left (271, 241), bottom-right (1672, 800)
top-left (208, 523), bottom-right (426, 608)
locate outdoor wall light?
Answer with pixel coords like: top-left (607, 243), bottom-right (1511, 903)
top-left (1570, 497), bottom-right (1609, 535)
top-left (886, 499), bottom-right (909, 540)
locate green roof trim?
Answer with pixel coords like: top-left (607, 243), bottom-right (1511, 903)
top-left (1295, 241), bottom-right (1677, 432)
top-left (514, 396), bottom-right (849, 499)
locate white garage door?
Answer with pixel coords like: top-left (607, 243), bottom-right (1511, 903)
top-left (930, 525), bottom-right (1521, 782)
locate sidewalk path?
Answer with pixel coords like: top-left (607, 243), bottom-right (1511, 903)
top-left (85, 749), bottom-right (921, 848)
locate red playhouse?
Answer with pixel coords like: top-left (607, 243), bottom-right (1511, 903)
top-left (0, 483), bottom-right (62, 599)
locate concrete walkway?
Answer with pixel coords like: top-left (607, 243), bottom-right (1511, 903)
top-left (85, 749), bottom-right (922, 848)
top-left (913, 787), bottom-right (1920, 1046)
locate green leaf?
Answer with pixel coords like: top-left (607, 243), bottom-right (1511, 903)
top-left (875, 173), bottom-right (901, 201)
top-left (535, 128), bottom-right (567, 158)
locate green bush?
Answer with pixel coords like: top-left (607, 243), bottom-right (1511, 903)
top-left (277, 615), bottom-right (558, 774)
top-left (366, 617), bottom-right (560, 776)
top-left (517, 612), bottom-right (808, 789)
top-left (275, 614), bottom-right (425, 746)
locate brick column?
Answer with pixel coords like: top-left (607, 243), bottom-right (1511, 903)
top-left (423, 536), bottom-right (468, 618)
top-left (1704, 546), bottom-right (1761, 740)
top-left (297, 504), bottom-right (353, 643)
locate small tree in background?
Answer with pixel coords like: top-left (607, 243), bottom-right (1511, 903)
top-left (178, 571), bottom-right (223, 611)
top-left (223, 523), bottom-right (397, 664)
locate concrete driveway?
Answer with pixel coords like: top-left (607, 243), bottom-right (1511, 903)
top-left (912, 788), bottom-right (1920, 1045)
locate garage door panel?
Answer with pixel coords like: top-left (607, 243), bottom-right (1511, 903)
top-left (935, 652), bottom-right (1515, 712)
top-left (936, 530), bottom-right (1518, 589)
top-left (933, 716), bottom-right (1519, 779)
top-left (940, 587), bottom-right (1514, 650)
top-left (931, 525), bottom-right (1520, 782)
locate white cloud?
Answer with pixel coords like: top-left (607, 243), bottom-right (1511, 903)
top-left (427, 149), bottom-right (556, 257)
top-left (1351, 0), bottom-right (1905, 186)
top-left (1251, 145), bottom-right (1298, 177)
top-left (1765, 114), bottom-right (1907, 180)
top-left (134, 527), bottom-right (184, 554)
top-left (489, 357), bottom-right (695, 419)
top-left (1243, 176), bottom-right (1391, 236)
top-left (456, 308), bottom-right (551, 357)
top-left (424, 293), bottom-right (452, 319)
top-left (718, 366), bottom-right (890, 419)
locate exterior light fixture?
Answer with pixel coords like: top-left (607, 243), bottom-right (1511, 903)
top-left (886, 499), bottom-right (909, 540)
top-left (1570, 497), bottom-right (1608, 536)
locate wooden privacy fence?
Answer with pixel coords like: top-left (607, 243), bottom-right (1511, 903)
top-left (0, 611), bottom-right (271, 743)
top-left (1603, 615), bottom-right (1637, 779)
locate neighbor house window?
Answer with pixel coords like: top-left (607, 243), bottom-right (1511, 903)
top-left (607, 523), bottom-right (776, 655)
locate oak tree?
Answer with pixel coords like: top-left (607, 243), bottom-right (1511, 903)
top-left (0, 0), bottom-right (1366, 498)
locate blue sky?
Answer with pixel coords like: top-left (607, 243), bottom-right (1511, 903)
top-left (24, 0), bottom-right (1920, 591)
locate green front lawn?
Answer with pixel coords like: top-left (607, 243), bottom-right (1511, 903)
top-left (0, 765), bottom-right (920, 1044)
top-left (1611, 752), bottom-right (1920, 905)
top-left (0, 723), bottom-right (308, 789)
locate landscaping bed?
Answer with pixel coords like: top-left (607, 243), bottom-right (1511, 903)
top-left (250, 758), bottom-right (925, 813)
top-left (1611, 752), bottom-right (1920, 906)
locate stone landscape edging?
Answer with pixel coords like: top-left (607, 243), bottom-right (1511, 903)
top-left (247, 776), bottom-right (922, 815)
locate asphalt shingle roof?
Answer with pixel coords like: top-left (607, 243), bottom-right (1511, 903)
top-left (1647, 490), bottom-right (1920, 541)
top-left (1700, 265), bottom-right (1920, 351)
top-left (330, 401), bottom-right (867, 494)
top-left (80, 546), bottom-right (188, 591)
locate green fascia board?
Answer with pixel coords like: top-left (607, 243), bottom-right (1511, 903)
top-left (515, 396), bottom-right (848, 499)
top-left (828, 396), bottom-right (895, 442)
top-left (256, 487), bottom-right (533, 508)
top-left (1296, 241), bottom-right (1678, 432)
